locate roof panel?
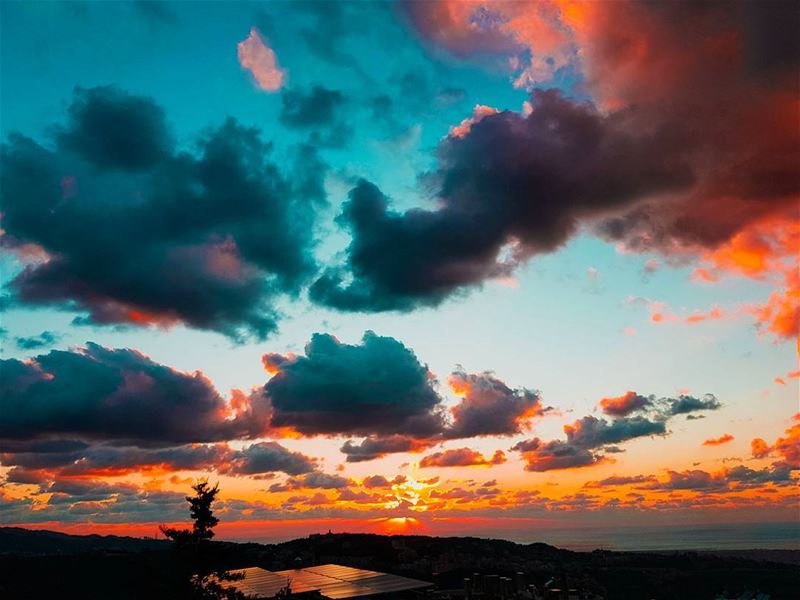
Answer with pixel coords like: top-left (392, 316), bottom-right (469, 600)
top-left (226, 564), bottom-right (431, 599)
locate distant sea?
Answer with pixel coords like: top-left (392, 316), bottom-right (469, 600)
top-left (504, 521), bottom-right (800, 552)
top-left (243, 521), bottom-right (800, 552)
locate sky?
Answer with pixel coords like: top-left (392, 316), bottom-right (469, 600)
top-left (0, 0), bottom-right (798, 545)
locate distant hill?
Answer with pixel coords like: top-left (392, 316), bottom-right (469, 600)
top-left (0, 526), bottom-right (169, 555)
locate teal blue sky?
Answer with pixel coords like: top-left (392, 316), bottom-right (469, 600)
top-left (2, 1), bottom-right (791, 406)
top-left (0, 1), bottom-right (796, 536)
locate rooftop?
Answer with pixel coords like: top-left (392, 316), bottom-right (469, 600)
top-left (226, 563), bottom-right (432, 599)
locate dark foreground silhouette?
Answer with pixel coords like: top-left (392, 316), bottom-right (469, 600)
top-left (1, 527), bottom-right (798, 599)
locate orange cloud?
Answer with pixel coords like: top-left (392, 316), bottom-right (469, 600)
top-left (403, 1), bottom-right (573, 85)
top-left (599, 391), bottom-right (650, 417)
top-left (751, 438), bottom-right (771, 459)
top-left (773, 414), bottom-right (800, 467)
top-left (685, 307), bottom-right (726, 324)
top-left (699, 219), bottom-right (799, 346)
top-left (702, 434), bottom-right (734, 447)
top-left (633, 297), bottom-right (730, 328)
top-left (237, 28), bottom-right (285, 91)
top-left (751, 414), bottom-right (800, 467)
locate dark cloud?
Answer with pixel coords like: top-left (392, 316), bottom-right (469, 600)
top-left (65, 444), bottom-right (229, 475)
top-left (563, 415), bottom-right (667, 448)
top-left (55, 86), bottom-right (171, 171)
top-left (264, 331), bottom-right (445, 437)
top-left (664, 394), bottom-right (721, 416)
top-left (271, 471), bottom-right (352, 491)
top-left (339, 435), bottom-right (435, 463)
top-left (47, 478), bottom-right (140, 501)
top-left (132, 0), bottom-right (178, 26)
top-left (1, 438), bottom-right (318, 484)
top-left (510, 437), bottom-right (598, 472)
top-left (361, 474), bottom-right (406, 488)
top-left (512, 415), bottom-right (667, 472)
top-left (1, 86), bottom-right (324, 340)
top-left (280, 85), bottom-right (346, 128)
top-left (0, 478), bottom-right (189, 524)
top-left (404, 1), bottom-right (799, 263)
top-left (419, 447), bottom-right (506, 468)
top-left (511, 389), bottom-right (721, 472)
top-left (293, 0), bottom-right (389, 82)
top-left (0, 343), bottom-right (269, 444)
top-left (14, 330), bottom-right (62, 350)
top-left (337, 489), bottom-right (383, 504)
top-left (5, 466), bottom-right (50, 484)
top-left (643, 464), bottom-right (794, 492)
top-left (583, 474), bottom-right (658, 488)
top-left (429, 484), bottom-right (500, 503)
top-left (0, 439), bottom-right (89, 456)
top-left (311, 90), bottom-right (693, 311)
top-left (279, 86), bottom-right (352, 148)
top-left (601, 391), bottom-right (720, 419)
top-left (445, 370), bottom-right (545, 438)
top-left (308, 1), bottom-right (800, 324)
top-left (725, 464), bottom-right (794, 487)
top-left (224, 442), bottom-right (317, 476)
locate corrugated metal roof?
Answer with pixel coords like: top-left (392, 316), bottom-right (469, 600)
top-left (226, 563), bottom-right (432, 599)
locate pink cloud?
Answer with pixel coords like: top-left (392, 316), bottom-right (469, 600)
top-left (449, 105), bottom-right (499, 138)
top-left (237, 28), bottom-right (285, 92)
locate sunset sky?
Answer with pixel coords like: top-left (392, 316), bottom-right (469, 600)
top-left (1, 0), bottom-right (798, 544)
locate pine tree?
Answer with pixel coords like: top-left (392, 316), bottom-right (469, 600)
top-left (161, 480), bottom-right (245, 599)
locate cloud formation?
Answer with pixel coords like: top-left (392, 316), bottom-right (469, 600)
top-left (238, 28), bottom-right (285, 91)
top-left (1, 86), bottom-right (324, 340)
top-left (599, 391), bottom-right (652, 417)
top-left (643, 465), bottom-right (794, 492)
top-left (703, 434), bottom-right (734, 447)
top-left (14, 330), bottom-right (61, 351)
top-left (279, 85), bottom-right (352, 148)
top-left (224, 442), bottom-right (317, 476)
top-left (750, 414), bottom-right (800, 468)
top-left (1, 440), bottom-right (317, 482)
top-left (445, 370), bottom-right (546, 438)
top-left (311, 90), bottom-right (692, 311)
top-left (0, 343), bottom-right (269, 444)
top-left (511, 391), bottom-right (721, 472)
top-left (316, 1), bottom-right (798, 342)
top-left (264, 331), bottom-right (445, 437)
top-left (419, 448), bottom-right (506, 468)
top-left (340, 435), bottom-right (435, 463)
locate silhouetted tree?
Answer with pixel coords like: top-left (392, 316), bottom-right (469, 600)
top-left (161, 480), bottom-right (245, 600)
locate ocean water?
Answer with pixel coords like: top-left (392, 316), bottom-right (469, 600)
top-left (242, 521), bottom-right (800, 552)
top-left (504, 521), bottom-right (800, 551)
